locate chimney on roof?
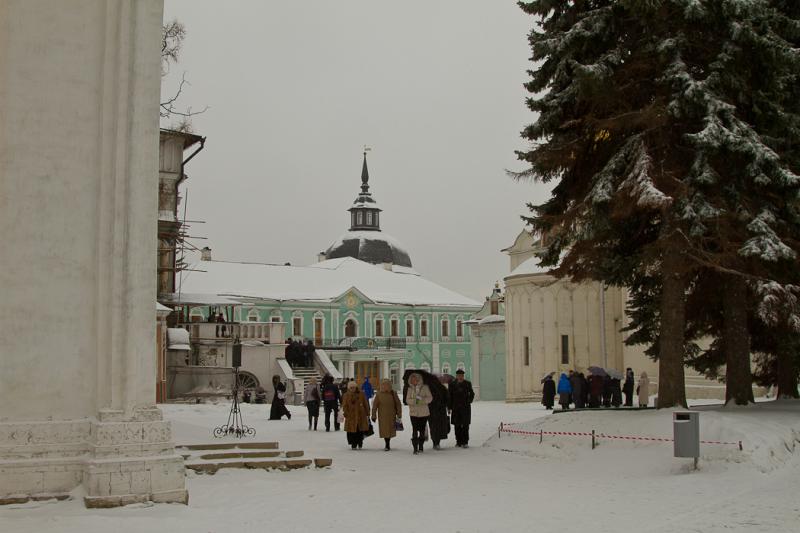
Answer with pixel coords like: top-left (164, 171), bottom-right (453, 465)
top-left (201, 247), bottom-right (212, 261)
top-left (318, 252), bottom-right (327, 262)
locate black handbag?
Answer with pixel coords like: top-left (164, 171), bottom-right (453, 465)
top-left (364, 422), bottom-right (375, 437)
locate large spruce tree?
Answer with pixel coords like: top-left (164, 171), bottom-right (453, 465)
top-left (515, 0), bottom-right (800, 406)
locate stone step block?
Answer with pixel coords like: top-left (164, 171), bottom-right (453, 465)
top-left (199, 451), bottom-right (281, 460)
top-left (283, 450), bottom-right (304, 458)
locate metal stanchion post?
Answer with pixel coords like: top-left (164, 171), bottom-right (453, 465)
top-left (591, 429), bottom-right (596, 450)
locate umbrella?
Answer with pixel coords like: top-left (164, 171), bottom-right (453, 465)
top-left (540, 371), bottom-right (556, 383)
top-left (403, 369), bottom-right (448, 403)
top-left (605, 368), bottom-right (623, 380)
top-left (434, 373), bottom-right (455, 385)
top-left (587, 366), bottom-right (607, 377)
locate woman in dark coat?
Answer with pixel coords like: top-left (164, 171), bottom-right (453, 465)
top-left (602, 375), bottom-right (613, 407)
top-left (611, 377), bottom-right (622, 407)
top-left (588, 374), bottom-right (603, 408)
top-left (623, 368), bottom-right (635, 407)
top-left (541, 374), bottom-right (556, 409)
top-left (269, 375), bottom-right (291, 420)
top-left (427, 377), bottom-right (450, 450)
top-left (570, 372), bottom-right (584, 408)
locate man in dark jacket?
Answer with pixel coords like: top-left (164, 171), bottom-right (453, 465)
top-left (448, 369), bottom-right (475, 448)
top-left (541, 374), bottom-right (556, 409)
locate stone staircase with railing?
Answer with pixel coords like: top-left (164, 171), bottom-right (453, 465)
top-left (291, 365), bottom-right (324, 393)
top-left (178, 441), bottom-right (332, 474)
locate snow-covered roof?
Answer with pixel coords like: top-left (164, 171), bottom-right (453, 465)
top-left (172, 256), bottom-right (480, 308)
top-left (167, 328), bottom-right (191, 350)
top-left (157, 302), bottom-right (172, 312)
top-left (506, 255), bottom-right (555, 278)
top-left (477, 314), bottom-right (505, 325)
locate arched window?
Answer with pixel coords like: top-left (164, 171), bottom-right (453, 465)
top-left (456, 361), bottom-right (466, 372)
top-left (421, 362), bottom-right (431, 372)
top-left (374, 317), bottom-right (384, 337)
top-left (456, 319), bottom-right (463, 338)
top-left (270, 311), bottom-right (282, 323)
top-left (405, 362), bottom-right (416, 371)
top-left (247, 308), bottom-right (260, 322)
top-left (420, 318), bottom-right (428, 338)
top-left (441, 318), bottom-right (450, 338)
top-left (441, 363), bottom-right (452, 375)
top-left (292, 311), bottom-right (303, 337)
top-left (344, 319), bottom-right (357, 337)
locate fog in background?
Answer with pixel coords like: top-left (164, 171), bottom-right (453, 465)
top-left (161, 0), bottom-right (549, 302)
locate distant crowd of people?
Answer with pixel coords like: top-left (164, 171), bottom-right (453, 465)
top-left (267, 370), bottom-right (475, 454)
top-left (285, 338), bottom-right (315, 368)
top-left (541, 368), bottom-right (650, 410)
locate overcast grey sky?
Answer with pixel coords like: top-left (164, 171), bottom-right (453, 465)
top-left (161, 0), bottom-right (549, 302)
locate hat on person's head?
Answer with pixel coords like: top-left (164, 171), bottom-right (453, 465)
top-left (456, 369), bottom-right (465, 375)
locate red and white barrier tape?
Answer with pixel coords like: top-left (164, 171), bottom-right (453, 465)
top-left (498, 422), bottom-right (742, 448)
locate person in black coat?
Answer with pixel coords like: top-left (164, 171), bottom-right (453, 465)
top-left (570, 371), bottom-right (585, 408)
top-left (448, 369), bottom-right (475, 448)
top-left (541, 374), bottom-right (556, 409)
top-left (611, 377), bottom-right (622, 407)
top-left (304, 340), bottom-right (315, 367)
top-left (269, 375), bottom-right (291, 420)
top-left (285, 338), bottom-right (294, 368)
top-left (580, 372), bottom-right (590, 407)
top-left (623, 368), bottom-right (635, 407)
top-left (428, 379), bottom-right (450, 450)
top-left (602, 375), bottom-right (613, 407)
top-left (320, 374), bottom-right (341, 431)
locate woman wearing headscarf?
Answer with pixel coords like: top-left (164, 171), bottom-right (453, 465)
top-left (557, 373), bottom-right (572, 411)
top-left (541, 374), bottom-right (556, 410)
top-left (405, 372), bottom-right (433, 454)
top-left (304, 376), bottom-right (321, 430)
top-left (371, 379), bottom-right (402, 451)
top-left (341, 380), bottom-right (370, 449)
top-left (269, 375), bottom-right (291, 420)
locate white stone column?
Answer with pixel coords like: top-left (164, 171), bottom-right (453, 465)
top-left (432, 343), bottom-right (441, 372)
top-left (380, 360), bottom-right (390, 382)
top-left (0, 0), bottom-right (186, 507)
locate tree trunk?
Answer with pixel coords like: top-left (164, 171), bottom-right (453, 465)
top-left (722, 274), bottom-right (754, 405)
top-left (776, 340), bottom-right (800, 399)
top-left (657, 249), bottom-right (688, 408)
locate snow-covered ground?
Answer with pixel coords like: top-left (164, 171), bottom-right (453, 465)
top-left (2, 399), bottom-right (799, 533)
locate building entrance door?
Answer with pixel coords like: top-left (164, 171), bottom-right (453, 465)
top-left (354, 361), bottom-right (381, 391)
top-left (314, 318), bottom-right (323, 345)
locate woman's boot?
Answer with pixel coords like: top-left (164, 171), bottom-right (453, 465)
top-left (411, 438), bottom-right (418, 455)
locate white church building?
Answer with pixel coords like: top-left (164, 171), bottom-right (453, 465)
top-left (502, 229), bottom-right (743, 402)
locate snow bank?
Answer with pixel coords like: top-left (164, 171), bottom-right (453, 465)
top-left (485, 400), bottom-right (800, 474)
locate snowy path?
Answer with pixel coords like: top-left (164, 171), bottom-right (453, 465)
top-left (1, 401), bottom-right (798, 533)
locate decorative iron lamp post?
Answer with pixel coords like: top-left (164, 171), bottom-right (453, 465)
top-left (213, 337), bottom-right (255, 438)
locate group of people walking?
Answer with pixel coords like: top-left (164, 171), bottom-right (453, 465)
top-left (270, 369), bottom-right (475, 454)
top-left (285, 338), bottom-right (315, 368)
top-left (543, 368), bottom-right (650, 410)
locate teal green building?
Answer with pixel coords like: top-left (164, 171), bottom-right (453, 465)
top-left (170, 153), bottom-right (481, 390)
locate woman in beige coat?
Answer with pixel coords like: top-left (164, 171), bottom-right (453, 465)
top-left (637, 372), bottom-right (650, 407)
top-left (341, 381), bottom-right (370, 449)
top-left (371, 379), bottom-right (402, 451)
top-left (405, 372), bottom-right (433, 454)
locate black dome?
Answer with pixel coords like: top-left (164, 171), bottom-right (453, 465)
top-left (325, 230), bottom-right (412, 268)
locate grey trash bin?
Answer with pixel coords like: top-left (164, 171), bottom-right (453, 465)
top-left (673, 411), bottom-right (699, 458)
